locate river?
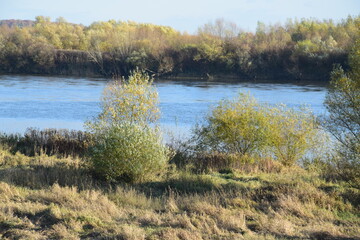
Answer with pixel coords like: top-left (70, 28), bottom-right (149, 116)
top-left (0, 75), bottom-right (327, 136)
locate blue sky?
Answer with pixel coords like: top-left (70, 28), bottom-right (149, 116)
top-left (0, 0), bottom-right (359, 33)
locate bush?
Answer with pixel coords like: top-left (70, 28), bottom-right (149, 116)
top-left (90, 124), bottom-right (169, 183)
top-left (86, 69), bottom-right (169, 183)
top-left (194, 92), bottom-right (271, 156)
top-left (268, 105), bottom-right (318, 166)
top-left (194, 92), bottom-right (320, 168)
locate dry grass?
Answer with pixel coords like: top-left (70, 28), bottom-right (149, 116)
top-left (0, 148), bottom-right (359, 239)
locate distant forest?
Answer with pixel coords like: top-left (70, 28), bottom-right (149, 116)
top-left (0, 16), bottom-right (359, 81)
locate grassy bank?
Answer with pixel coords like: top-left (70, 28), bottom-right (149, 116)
top-left (0, 147), bottom-right (359, 240)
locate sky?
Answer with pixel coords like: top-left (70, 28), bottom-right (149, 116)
top-left (0, 0), bottom-right (359, 33)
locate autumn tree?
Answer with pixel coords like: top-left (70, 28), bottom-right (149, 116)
top-left (324, 38), bottom-right (360, 182)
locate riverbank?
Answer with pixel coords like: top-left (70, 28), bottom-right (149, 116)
top-left (160, 73), bottom-right (331, 85)
top-left (0, 72), bottom-right (331, 84)
top-left (0, 147), bottom-right (359, 239)
top-left (0, 48), bottom-right (347, 83)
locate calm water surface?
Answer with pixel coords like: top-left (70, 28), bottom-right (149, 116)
top-left (0, 75), bottom-right (327, 135)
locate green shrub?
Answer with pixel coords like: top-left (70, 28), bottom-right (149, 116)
top-left (90, 123), bottom-right (169, 183)
top-left (86, 69), bottom-right (169, 183)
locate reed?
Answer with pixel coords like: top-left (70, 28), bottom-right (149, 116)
top-left (0, 128), bottom-right (92, 157)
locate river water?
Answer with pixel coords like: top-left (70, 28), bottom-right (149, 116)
top-left (0, 75), bottom-right (327, 136)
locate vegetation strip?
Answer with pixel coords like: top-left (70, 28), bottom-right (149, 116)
top-left (0, 16), bottom-right (358, 81)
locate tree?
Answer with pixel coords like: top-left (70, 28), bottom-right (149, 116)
top-left (324, 39), bottom-right (360, 176)
top-left (198, 18), bottom-right (240, 39)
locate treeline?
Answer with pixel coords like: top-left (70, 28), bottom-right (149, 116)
top-left (0, 16), bottom-right (359, 81)
top-left (0, 19), bottom-right (34, 28)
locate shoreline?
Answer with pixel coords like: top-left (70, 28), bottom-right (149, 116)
top-left (0, 72), bottom-right (330, 86)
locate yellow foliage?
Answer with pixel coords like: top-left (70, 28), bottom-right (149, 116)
top-left (196, 92), bottom-right (321, 166)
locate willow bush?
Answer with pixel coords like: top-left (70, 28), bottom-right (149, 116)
top-left (86, 69), bottom-right (169, 183)
top-left (194, 93), bottom-right (271, 159)
top-left (268, 105), bottom-right (318, 166)
top-left (90, 123), bottom-right (168, 182)
top-left (195, 92), bottom-right (321, 167)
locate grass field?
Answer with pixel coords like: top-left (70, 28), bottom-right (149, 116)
top-left (0, 147), bottom-right (359, 240)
